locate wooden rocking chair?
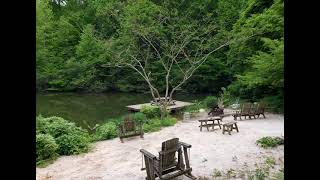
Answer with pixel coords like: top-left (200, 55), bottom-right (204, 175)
top-left (140, 138), bottom-right (196, 180)
top-left (118, 116), bottom-right (144, 143)
top-left (233, 103), bottom-right (253, 120)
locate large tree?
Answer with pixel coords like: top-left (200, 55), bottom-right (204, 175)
top-left (103, 0), bottom-right (254, 118)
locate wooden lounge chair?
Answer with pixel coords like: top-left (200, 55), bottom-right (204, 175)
top-left (233, 103), bottom-right (252, 120)
top-left (118, 116), bottom-right (144, 143)
top-left (253, 102), bottom-right (266, 118)
top-left (140, 138), bottom-right (196, 180)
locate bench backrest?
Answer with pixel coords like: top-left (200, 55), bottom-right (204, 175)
top-left (256, 102), bottom-right (266, 114)
top-left (241, 103), bottom-right (252, 114)
top-left (123, 116), bottom-right (135, 132)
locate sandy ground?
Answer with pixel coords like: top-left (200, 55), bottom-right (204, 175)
top-left (36, 111), bottom-right (284, 180)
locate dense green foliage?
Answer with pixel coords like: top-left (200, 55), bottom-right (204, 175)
top-left (140, 105), bottom-right (162, 119)
top-left (36, 0), bottom-right (283, 111)
top-left (36, 115), bottom-right (91, 165)
top-left (36, 133), bottom-right (59, 165)
top-left (143, 117), bottom-right (177, 132)
top-left (256, 136), bottom-right (284, 148)
top-left (94, 121), bottom-right (118, 141)
top-left (36, 112), bottom-right (177, 166)
top-left (202, 96), bottom-right (218, 109)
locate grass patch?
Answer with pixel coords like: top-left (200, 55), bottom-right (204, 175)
top-left (256, 136), bottom-right (284, 148)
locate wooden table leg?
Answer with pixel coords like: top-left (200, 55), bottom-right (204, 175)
top-left (200, 122), bottom-right (203, 131)
top-left (234, 123), bottom-right (239, 132)
top-left (218, 119), bottom-right (222, 129)
top-left (205, 121), bottom-right (209, 131)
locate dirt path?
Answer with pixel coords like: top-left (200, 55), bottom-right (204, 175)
top-left (36, 112), bottom-right (284, 180)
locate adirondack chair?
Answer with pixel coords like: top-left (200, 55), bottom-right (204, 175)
top-left (233, 103), bottom-right (253, 120)
top-left (118, 116), bottom-right (144, 143)
top-left (254, 102), bottom-right (266, 118)
top-left (140, 138), bottom-right (196, 180)
top-left (248, 103), bottom-right (259, 119)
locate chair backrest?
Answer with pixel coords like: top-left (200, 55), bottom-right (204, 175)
top-left (241, 103), bottom-right (252, 114)
top-left (159, 138), bottom-right (179, 170)
top-left (257, 102), bottom-right (266, 113)
top-left (251, 103), bottom-right (259, 113)
top-left (123, 116), bottom-right (135, 132)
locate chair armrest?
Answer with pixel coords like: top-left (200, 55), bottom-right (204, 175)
top-left (140, 149), bottom-right (157, 160)
top-left (179, 141), bottom-right (192, 148)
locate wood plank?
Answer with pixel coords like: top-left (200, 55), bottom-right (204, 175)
top-left (126, 100), bottom-right (193, 112)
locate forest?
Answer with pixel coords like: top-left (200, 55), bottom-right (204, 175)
top-left (36, 0), bottom-right (283, 111)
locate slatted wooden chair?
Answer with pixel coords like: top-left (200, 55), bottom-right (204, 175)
top-left (118, 116), bottom-right (144, 143)
top-left (248, 103), bottom-right (259, 119)
top-left (254, 102), bottom-right (266, 118)
top-left (140, 138), bottom-right (196, 180)
top-left (233, 103), bottom-right (252, 120)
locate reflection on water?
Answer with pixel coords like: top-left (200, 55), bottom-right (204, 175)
top-left (36, 92), bottom-right (208, 129)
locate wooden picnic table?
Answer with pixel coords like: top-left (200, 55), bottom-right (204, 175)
top-left (198, 117), bottom-right (222, 131)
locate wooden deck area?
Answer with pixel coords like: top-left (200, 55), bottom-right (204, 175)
top-left (126, 100), bottom-right (193, 112)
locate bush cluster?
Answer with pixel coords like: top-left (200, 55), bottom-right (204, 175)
top-left (36, 116), bottom-right (91, 166)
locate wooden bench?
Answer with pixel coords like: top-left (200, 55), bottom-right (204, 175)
top-left (118, 116), bottom-right (144, 143)
top-left (222, 121), bottom-right (239, 135)
top-left (198, 117), bottom-right (222, 131)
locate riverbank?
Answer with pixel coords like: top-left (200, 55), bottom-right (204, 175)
top-left (36, 112), bottom-right (284, 180)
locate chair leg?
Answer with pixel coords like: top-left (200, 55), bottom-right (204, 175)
top-left (120, 137), bottom-right (124, 143)
top-left (228, 126), bottom-right (231, 135)
top-left (262, 113), bottom-right (266, 118)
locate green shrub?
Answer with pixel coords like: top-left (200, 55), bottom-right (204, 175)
top-left (133, 112), bottom-right (147, 124)
top-left (213, 169), bottom-right (222, 177)
top-left (254, 167), bottom-right (269, 180)
top-left (262, 95), bottom-right (283, 113)
top-left (141, 105), bottom-right (161, 118)
top-left (161, 117), bottom-right (177, 127)
top-left (36, 133), bottom-right (59, 164)
top-left (256, 136), bottom-right (284, 148)
top-left (94, 121), bottom-right (118, 141)
top-left (55, 132), bottom-right (91, 155)
top-left (265, 157), bottom-right (276, 168)
top-left (202, 96), bottom-right (218, 108)
top-left (272, 168), bottom-right (284, 180)
top-left (184, 100), bottom-right (203, 113)
top-left (143, 118), bottom-right (162, 132)
top-left (36, 116), bottom-right (91, 156)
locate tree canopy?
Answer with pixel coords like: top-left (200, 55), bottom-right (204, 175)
top-left (36, 0), bottom-right (284, 111)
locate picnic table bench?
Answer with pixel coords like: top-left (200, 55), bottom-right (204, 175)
top-left (222, 121), bottom-right (239, 135)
